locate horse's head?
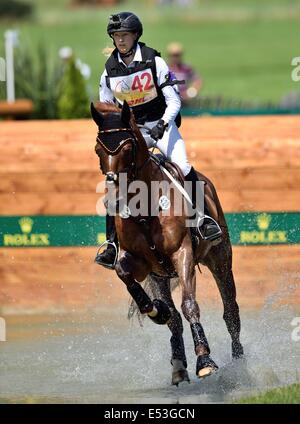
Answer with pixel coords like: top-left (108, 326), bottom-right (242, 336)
top-left (91, 101), bottom-right (148, 185)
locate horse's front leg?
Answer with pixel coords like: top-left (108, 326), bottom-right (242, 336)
top-left (172, 234), bottom-right (218, 379)
top-left (115, 250), bottom-right (171, 324)
top-left (149, 274), bottom-right (189, 385)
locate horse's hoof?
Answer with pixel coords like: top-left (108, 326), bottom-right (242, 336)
top-left (196, 354), bottom-right (218, 379)
top-left (148, 299), bottom-right (171, 325)
top-left (171, 359), bottom-right (189, 386)
top-left (198, 367), bottom-right (215, 378)
top-left (172, 369), bottom-right (190, 386)
top-left (232, 341), bottom-right (244, 359)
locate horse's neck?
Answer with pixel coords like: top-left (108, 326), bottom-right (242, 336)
top-left (139, 154), bottom-right (164, 189)
top-left (133, 128), bottom-right (164, 185)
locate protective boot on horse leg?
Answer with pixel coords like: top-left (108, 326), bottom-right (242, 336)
top-left (173, 234), bottom-right (218, 379)
top-left (184, 166), bottom-right (222, 242)
top-left (115, 253), bottom-right (171, 325)
top-left (95, 213), bottom-right (118, 269)
top-left (149, 274), bottom-right (190, 385)
top-left (181, 292), bottom-right (219, 378)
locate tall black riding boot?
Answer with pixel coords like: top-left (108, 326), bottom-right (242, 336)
top-left (95, 214), bottom-right (118, 269)
top-left (184, 167), bottom-right (222, 241)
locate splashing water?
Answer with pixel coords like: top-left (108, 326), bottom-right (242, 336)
top-left (0, 289), bottom-right (299, 404)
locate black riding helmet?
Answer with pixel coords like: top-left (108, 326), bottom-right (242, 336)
top-left (107, 12), bottom-right (143, 39)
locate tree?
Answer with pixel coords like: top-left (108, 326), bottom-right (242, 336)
top-left (57, 57), bottom-right (90, 119)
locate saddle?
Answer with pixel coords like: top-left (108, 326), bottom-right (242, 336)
top-left (149, 152), bottom-right (223, 250)
top-left (150, 152), bottom-right (185, 184)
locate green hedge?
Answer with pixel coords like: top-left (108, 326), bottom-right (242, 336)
top-left (0, 0), bottom-right (33, 20)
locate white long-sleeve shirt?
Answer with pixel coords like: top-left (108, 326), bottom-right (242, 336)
top-left (99, 43), bottom-right (181, 124)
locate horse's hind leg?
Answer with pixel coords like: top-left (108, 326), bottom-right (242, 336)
top-left (150, 274), bottom-right (189, 385)
top-left (205, 236), bottom-right (244, 359)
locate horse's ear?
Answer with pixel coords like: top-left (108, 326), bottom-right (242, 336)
top-left (90, 102), bottom-right (104, 127)
top-left (121, 101), bottom-right (131, 125)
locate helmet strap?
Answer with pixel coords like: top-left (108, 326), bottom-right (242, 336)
top-left (119, 40), bottom-right (138, 59)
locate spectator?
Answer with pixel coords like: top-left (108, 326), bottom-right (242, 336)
top-left (167, 42), bottom-right (202, 105)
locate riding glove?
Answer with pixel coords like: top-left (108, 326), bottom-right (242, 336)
top-left (149, 119), bottom-right (168, 141)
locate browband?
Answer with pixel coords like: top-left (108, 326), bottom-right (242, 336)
top-left (97, 128), bottom-right (131, 134)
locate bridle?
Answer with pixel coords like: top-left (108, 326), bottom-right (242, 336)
top-left (95, 121), bottom-right (179, 278)
top-left (96, 126), bottom-right (150, 183)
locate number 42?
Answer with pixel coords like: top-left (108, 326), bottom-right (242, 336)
top-left (131, 72), bottom-right (152, 92)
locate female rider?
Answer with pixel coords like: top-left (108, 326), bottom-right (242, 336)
top-left (95, 12), bottom-right (221, 269)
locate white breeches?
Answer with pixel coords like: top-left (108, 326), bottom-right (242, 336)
top-left (140, 120), bottom-right (192, 177)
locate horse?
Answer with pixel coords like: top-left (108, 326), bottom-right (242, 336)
top-left (91, 100), bottom-right (244, 385)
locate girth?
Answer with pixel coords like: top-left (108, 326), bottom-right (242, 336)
top-left (132, 215), bottom-right (178, 279)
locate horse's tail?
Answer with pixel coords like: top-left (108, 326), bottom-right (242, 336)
top-left (127, 275), bottom-right (180, 325)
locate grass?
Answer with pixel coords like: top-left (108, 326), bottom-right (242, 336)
top-left (1, 383), bottom-right (300, 404)
top-left (237, 383), bottom-right (300, 404)
top-left (0, 0), bottom-right (300, 102)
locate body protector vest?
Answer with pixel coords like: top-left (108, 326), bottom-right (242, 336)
top-left (105, 43), bottom-right (181, 126)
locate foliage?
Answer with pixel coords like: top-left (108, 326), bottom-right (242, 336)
top-left (0, 0), bottom-right (33, 20)
top-left (1, 0), bottom-right (300, 113)
top-left (14, 44), bottom-right (62, 119)
top-left (57, 57), bottom-right (90, 119)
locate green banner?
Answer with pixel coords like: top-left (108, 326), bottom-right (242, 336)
top-left (0, 212), bottom-right (299, 248)
top-left (226, 212), bottom-right (299, 245)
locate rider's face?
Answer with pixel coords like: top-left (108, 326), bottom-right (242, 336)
top-left (112, 31), bottom-right (137, 54)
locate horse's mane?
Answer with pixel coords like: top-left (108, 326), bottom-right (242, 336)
top-left (93, 101), bottom-right (120, 114)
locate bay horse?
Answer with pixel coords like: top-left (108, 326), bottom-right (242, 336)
top-left (92, 100), bottom-right (244, 385)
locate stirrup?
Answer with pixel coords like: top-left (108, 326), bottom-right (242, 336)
top-left (196, 214), bottom-right (223, 242)
top-left (94, 240), bottom-right (118, 269)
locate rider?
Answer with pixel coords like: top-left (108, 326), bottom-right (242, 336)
top-left (95, 12), bottom-right (221, 269)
